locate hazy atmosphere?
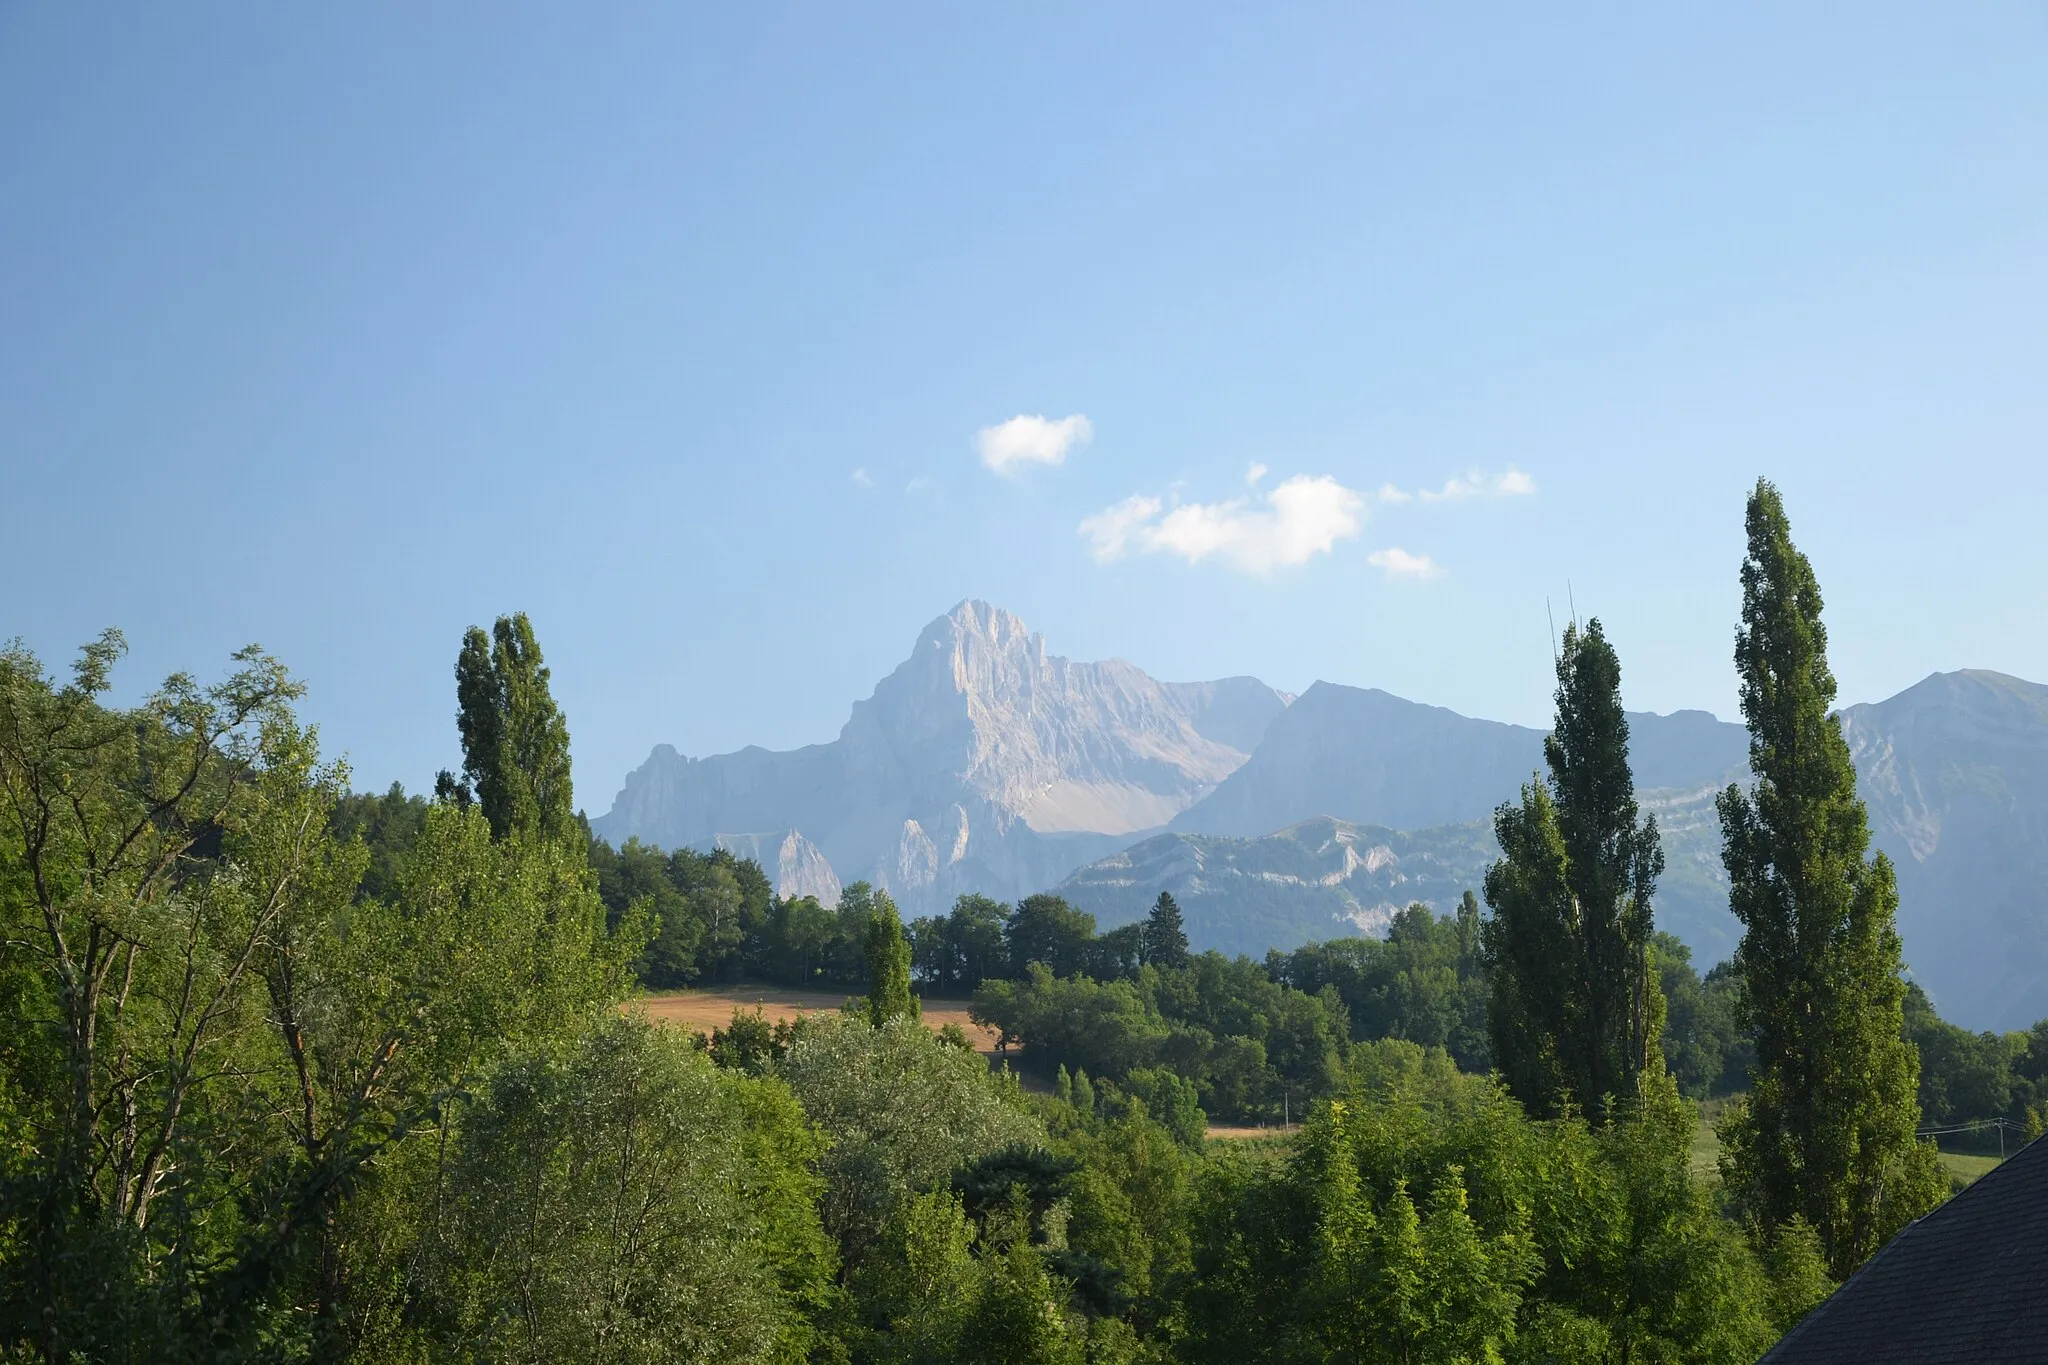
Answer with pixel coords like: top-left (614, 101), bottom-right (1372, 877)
top-left (6, 6), bottom-right (2045, 800)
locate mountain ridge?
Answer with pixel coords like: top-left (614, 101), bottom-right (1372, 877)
top-left (597, 603), bottom-right (2048, 1030)
top-left (595, 600), bottom-right (1291, 912)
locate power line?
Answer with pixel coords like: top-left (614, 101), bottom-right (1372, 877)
top-left (1916, 1115), bottom-right (2027, 1160)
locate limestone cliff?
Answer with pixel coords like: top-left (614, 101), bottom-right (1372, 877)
top-left (594, 601), bottom-right (1291, 914)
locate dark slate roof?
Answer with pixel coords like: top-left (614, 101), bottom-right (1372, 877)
top-left (1761, 1135), bottom-right (2048, 1364)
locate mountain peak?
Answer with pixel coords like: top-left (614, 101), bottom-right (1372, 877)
top-left (845, 601), bottom-right (1282, 833)
top-left (921, 598), bottom-right (1034, 646)
top-left (599, 601), bottom-right (1288, 915)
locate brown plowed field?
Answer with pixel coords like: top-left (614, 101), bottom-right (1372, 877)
top-left (631, 986), bottom-right (1002, 1054)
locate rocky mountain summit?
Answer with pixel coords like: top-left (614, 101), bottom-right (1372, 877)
top-left (594, 601), bottom-right (1291, 914)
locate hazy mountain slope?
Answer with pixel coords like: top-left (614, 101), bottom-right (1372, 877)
top-left (1085, 668), bottom-right (2048, 1030)
top-left (595, 601), bottom-right (1290, 914)
top-left (1167, 684), bottom-right (1539, 835)
top-left (713, 829), bottom-right (843, 908)
top-left (1060, 817), bottom-right (1498, 957)
top-left (1170, 681), bottom-right (1748, 836)
top-left (1063, 788), bottom-right (1737, 965)
top-left (1844, 670), bottom-right (2048, 1031)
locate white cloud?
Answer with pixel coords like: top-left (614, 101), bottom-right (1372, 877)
top-left (1245, 461), bottom-right (1268, 485)
top-left (1079, 474), bottom-right (1364, 574)
top-left (1368, 547), bottom-right (1443, 580)
top-left (1375, 482), bottom-right (1413, 505)
top-left (851, 467), bottom-right (873, 487)
top-left (904, 475), bottom-right (934, 494)
top-left (1408, 467), bottom-right (1537, 502)
top-left (1078, 494), bottom-right (1164, 563)
top-left (977, 413), bottom-right (1094, 476)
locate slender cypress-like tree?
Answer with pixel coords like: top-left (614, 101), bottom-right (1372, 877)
top-left (452, 613), bottom-right (576, 845)
top-left (1142, 890), bottom-right (1190, 968)
top-left (1716, 480), bottom-right (1943, 1277)
top-left (1483, 618), bottom-right (1665, 1122)
top-left (865, 892), bottom-right (920, 1026)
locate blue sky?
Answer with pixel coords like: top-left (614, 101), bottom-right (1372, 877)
top-left (4, 5), bottom-right (2045, 808)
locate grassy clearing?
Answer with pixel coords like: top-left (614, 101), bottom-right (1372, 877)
top-left (1936, 1150), bottom-right (2001, 1188)
top-left (1689, 1115), bottom-right (1722, 1182)
top-left (632, 985), bottom-right (1001, 1053)
top-left (1688, 1096), bottom-right (1736, 1183)
top-left (1206, 1123), bottom-right (1301, 1144)
top-left (1689, 1097), bottom-right (2005, 1191)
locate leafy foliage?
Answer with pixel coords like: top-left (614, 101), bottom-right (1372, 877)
top-left (1181, 1041), bottom-right (1789, 1365)
top-left (1273, 896), bottom-right (1491, 1072)
top-left (1483, 618), bottom-right (1667, 1123)
top-left (774, 1014), bottom-right (1042, 1269)
top-left (1655, 933), bottom-right (1750, 1098)
top-left (973, 955), bottom-right (1348, 1123)
top-left (0, 631), bottom-right (639, 1360)
top-left (865, 892), bottom-right (920, 1026)
top-left (453, 612), bottom-right (577, 846)
top-left (423, 1015), bottom-right (835, 1364)
top-left (1715, 480), bottom-right (1946, 1277)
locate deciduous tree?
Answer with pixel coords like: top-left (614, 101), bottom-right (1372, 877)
top-left (1483, 619), bottom-right (1666, 1121)
top-left (1715, 479), bottom-right (1943, 1276)
top-left (866, 891), bottom-right (920, 1026)
top-left (453, 613), bottom-right (575, 846)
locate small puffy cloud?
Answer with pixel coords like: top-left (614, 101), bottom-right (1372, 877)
top-left (1078, 494), bottom-right (1164, 563)
top-left (1375, 482), bottom-right (1413, 505)
top-left (1080, 474), bottom-right (1364, 574)
top-left (1245, 461), bottom-right (1268, 485)
top-left (1411, 468), bottom-right (1537, 502)
top-left (1368, 547), bottom-right (1443, 580)
top-left (851, 467), bottom-right (874, 487)
top-left (977, 413), bottom-right (1093, 476)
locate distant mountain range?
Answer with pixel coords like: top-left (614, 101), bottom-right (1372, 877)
top-left (1063, 797), bottom-right (1738, 968)
top-left (597, 601), bottom-right (2048, 1031)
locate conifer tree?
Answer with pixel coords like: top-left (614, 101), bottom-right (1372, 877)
top-left (1716, 480), bottom-right (1944, 1276)
top-left (1142, 890), bottom-right (1190, 968)
top-left (452, 613), bottom-right (575, 845)
top-left (1483, 618), bottom-right (1665, 1121)
top-left (865, 892), bottom-right (920, 1026)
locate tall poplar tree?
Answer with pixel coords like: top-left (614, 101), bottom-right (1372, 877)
top-left (1716, 480), bottom-right (1943, 1276)
top-left (1483, 618), bottom-right (1665, 1122)
top-left (865, 892), bottom-right (920, 1026)
top-left (452, 613), bottom-right (575, 845)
